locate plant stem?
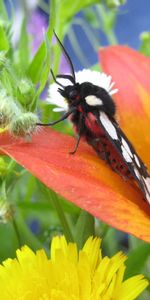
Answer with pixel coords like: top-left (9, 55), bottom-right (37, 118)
top-left (7, 159), bottom-right (16, 173)
top-left (96, 5), bottom-right (118, 45)
top-left (12, 217), bottom-right (22, 248)
top-left (68, 27), bottom-right (90, 68)
top-left (38, 0), bottom-right (50, 14)
top-left (48, 190), bottom-right (74, 242)
top-left (73, 18), bottom-right (100, 52)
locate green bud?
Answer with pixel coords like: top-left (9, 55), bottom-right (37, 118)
top-left (0, 197), bottom-right (12, 223)
top-left (19, 79), bottom-right (33, 95)
top-left (10, 112), bottom-right (39, 138)
top-left (105, 0), bottom-right (126, 8)
top-left (140, 32), bottom-right (150, 40)
top-left (0, 89), bottom-right (22, 128)
top-left (18, 78), bottom-right (35, 105)
top-left (140, 31), bottom-right (150, 56)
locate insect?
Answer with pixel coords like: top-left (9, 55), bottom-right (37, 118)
top-left (37, 32), bottom-right (150, 205)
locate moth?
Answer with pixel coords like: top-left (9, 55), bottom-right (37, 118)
top-left (37, 32), bottom-right (150, 205)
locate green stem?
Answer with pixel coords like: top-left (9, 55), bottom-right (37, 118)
top-left (48, 190), bottom-right (74, 242)
top-left (68, 27), bottom-right (90, 68)
top-left (7, 159), bottom-right (16, 173)
top-left (19, 0), bottom-right (28, 15)
top-left (106, 29), bottom-right (118, 45)
top-left (1, 180), bottom-right (7, 198)
top-left (96, 5), bottom-right (118, 45)
top-left (74, 18), bottom-right (100, 52)
top-left (23, 176), bottom-right (36, 202)
top-left (38, 0), bottom-right (50, 14)
top-left (12, 217), bottom-right (22, 248)
top-left (49, 0), bottom-right (64, 75)
top-left (74, 210), bottom-right (95, 249)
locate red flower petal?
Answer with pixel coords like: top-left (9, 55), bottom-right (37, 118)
top-left (99, 46), bottom-right (150, 167)
top-left (0, 129), bottom-right (150, 242)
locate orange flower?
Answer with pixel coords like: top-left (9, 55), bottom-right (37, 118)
top-left (0, 46), bottom-right (150, 242)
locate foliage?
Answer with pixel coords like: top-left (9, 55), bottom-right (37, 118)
top-left (0, 0), bottom-right (149, 298)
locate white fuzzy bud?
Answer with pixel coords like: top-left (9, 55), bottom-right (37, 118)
top-left (0, 89), bottom-right (21, 128)
top-left (9, 112), bottom-right (39, 138)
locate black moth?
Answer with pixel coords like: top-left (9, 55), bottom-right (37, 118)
top-left (37, 32), bottom-right (150, 205)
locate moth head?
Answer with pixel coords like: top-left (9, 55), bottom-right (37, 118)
top-left (58, 84), bottom-right (80, 105)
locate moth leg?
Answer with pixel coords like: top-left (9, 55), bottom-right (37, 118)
top-left (69, 114), bottom-right (84, 155)
top-left (36, 108), bottom-right (76, 126)
top-left (69, 134), bottom-right (81, 155)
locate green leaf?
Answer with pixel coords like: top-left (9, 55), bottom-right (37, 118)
top-left (0, 0), bottom-right (8, 22)
top-left (14, 210), bottom-right (44, 251)
top-left (0, 26), bottom-right (9, 51)
top-left (59, 0), bottom-right (100, 23)
top-left (102, 227), bottom-right (119, 256)
top-left (84, 7), bottom-right (100, 28)
top-left (28, 0), bottom-right (100, 85)
top-left (36, 32), bottom-right (51, 96)
top-left (74, 210), bottom-right (95, 249)
top-left (125, 243), bottom-right (150, 279)
top-left (27, 41), bottom-right (47, 84)
top-left (27, 32), bottom-right (51, 110)
top-left (0, 68), bottom-right (14, 95)
top-left (18, 18), bottom-right (30, 71)
top-left (27, 0), bottom-right (55, 84)
top-left (47, 189), bottom-right (74, 243)
top-left (0, 223), bottom-right (19, 261)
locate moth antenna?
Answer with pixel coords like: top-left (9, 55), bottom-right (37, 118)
top-left (56, 74), bottom-right (75, 84)
top-left (50, 69), bottom-right (64, 88)
top-left (53, 30), bottom-right (76, 83)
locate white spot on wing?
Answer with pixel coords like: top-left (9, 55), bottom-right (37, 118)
top-left (121, 138), bottom-right (133, 158)
top-left (121, 145), bottom-right (132, 163)
top-left (134, 154), bottom-right (141, 168)
top-left (134, 167), bottom-right (141, 180)
top-left (143, 177), bottom-right (150, 204)
top-left (85, 95), bottom-right (103, 106)
top-left (143, 177), bottom-right (150, 189)
top-left (145, 192), bottom-right (150, 204)
top-left (100, 112), bottom-right (118, 140)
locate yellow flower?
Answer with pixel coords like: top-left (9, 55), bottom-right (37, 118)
top-left (0, 236), bottom-right (148, 300)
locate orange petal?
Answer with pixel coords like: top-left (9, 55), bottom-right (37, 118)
top-left (99, 46), bottom-right (150, 167)
top-left (0, 129), bottom-right (150, 242)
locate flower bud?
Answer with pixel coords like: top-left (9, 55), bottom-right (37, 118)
top-left (0, 89), bottom-right (21, 128)
top-left (18, 79), bottom-right (35, 106)
top-left (0, 198), bottom-right (12, 223)
top-left (9, 112), bottom-right (39, 138)
top-left (105, 0), bottom-right (126, 8)
top-left (140, 32), bottom-right (150, 56)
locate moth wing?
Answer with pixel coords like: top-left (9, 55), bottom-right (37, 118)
top-left (98, 111), bottom-right (150, 204)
